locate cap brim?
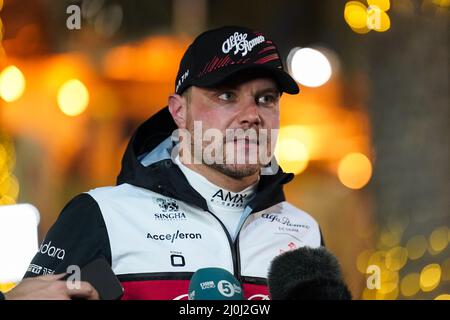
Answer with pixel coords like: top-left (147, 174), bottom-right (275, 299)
top-left (191, 64), bottom-right (300, 94)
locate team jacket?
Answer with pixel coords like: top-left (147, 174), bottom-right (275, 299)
top-left (24, 107), bottom-right (324, 300)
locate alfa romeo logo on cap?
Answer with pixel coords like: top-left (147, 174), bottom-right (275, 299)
top-left (221, 32), bottom-right (265, 57)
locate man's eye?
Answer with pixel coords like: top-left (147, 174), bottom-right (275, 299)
top-left (218, 92), bottom-right (234, 101)
top-left (257, 94), bottom-right (277, 105)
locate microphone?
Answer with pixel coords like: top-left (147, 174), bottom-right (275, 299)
top-left (268, 246), bottom-right (352, 300)
top-left (188, 267), bottom-right (244, 300)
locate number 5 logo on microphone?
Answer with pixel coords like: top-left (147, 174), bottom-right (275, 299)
top-left (218, 280), bottom-right (234, 298)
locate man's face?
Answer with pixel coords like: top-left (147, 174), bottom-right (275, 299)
top-left (182, 76), bottom-right (280, 179)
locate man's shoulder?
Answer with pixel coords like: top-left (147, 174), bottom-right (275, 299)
top-left (276, 201), bottom-right (320, 226)
top-left (85, 183), bottom-right (175, 213)
top-left (86, 183), bottom-right (157, 201)
top-left (278, 201), bottom-right (325, 246)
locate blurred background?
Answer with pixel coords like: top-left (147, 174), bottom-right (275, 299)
top-left (0, 0), bottom-right (448, 299)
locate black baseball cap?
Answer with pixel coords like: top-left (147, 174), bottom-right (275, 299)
top-left (174, 26), bottom-right (299, 95)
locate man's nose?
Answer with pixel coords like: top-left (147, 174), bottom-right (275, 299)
top-left (237, 99), bottom-right (261, 127)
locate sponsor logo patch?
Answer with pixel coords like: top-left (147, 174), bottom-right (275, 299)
top-left (154, 212), bottom-right (187, 221)
top-left (156, 198), bottom-right (179, 212)
top-left (147, 230), bottom-right (202, 243)
top-left (211, 189), bottom-right (247, 208)
top-left (222, 32), bottom-right (265, 57)
top-left (39, 241), bottom-right (66, 260)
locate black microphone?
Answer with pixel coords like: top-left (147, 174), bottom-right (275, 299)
top-left (267, 246), bottom-right (352, 300)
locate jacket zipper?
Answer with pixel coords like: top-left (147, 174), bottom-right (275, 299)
top-left (205, 209), bottom-right (256, 287)
top-left (204, 209), bottom-right (241, 279)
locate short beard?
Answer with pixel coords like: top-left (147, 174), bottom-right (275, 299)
top-left (207, 162), bottom-right (260, 179)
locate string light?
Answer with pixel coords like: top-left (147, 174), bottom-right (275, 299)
top-left (275, 138), bottom-right (309, 175)
top-left (420, 264), bottom-right (441, 292)
top-left (344, 0), bottom-right (391, 33)
top-left (0, 138), bottom-right (18, 205)
top-left (57, 79), bottom-right (89, 116)
top-left (0, 66), bottom-right (26, 102)
top-left (368, 0), bottom-right (390, 11)
top-left (385, 246), bottom-right (408, 271)
top-left (400, 273), bottom-right (420, 297)
top-left (275, 126), bottom-right (311, 175)
top-left (338, 152), bottom-right (372, 189)
top-left (287, 47), bottom-right (332, 87)
top-left (428, 226), bottom-right (448, 253)
top-left (406, 235), bottom-right (428, 260)
top-left (441, 258), bottom-right (450, 281)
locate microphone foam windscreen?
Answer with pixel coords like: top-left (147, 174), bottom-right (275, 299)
top-left (268, 246), bottom-right (352, 300)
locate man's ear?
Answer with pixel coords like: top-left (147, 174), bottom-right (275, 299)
top-left (168, 93), bottom-right (187, 129)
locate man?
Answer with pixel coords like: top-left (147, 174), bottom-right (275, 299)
top-left (18, 26), bottom-right (324, 300)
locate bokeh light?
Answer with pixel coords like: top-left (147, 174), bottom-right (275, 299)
top-left (376, 268), bottom-right (399, 300)
top-left (0, 139), bottom-right (19, 206)
top-left (287, 47), bottom-right (332, 87)
top-left (441, 258), bottom-right (450, 281)
top-left (0, 65), bottom-right (26, 102)
top-left (420, 264), bottom-right (441, 292)
top-left (376, 286), bottom-right (399, 300)
top-left (367, 0), bottom-right (391, 11)
top-left (400, 273), bottom-right (420, 297)
top-left (367, 6), bottom-right (391, 32)
top-left (428, 226), bottom-right (448, 253)
top-left (338, 152), bottom-right (372, 189)
top-left (0, 174), bottom-right (19, 204)
top-left (344, 0), bottom-right (391, 33)
top-left (406, 235), bottom-right (428, 260)
top-left (385, 246), bottom-right (408, 271)
top-left (0, 144), bottom-right (7, 169)
top-left (344, 1), bottom-right (368, 29)
top-left (367, 250), bottom-right (386, 268)
top-left (57, 79), bottom-right (89, 116)
top-left (379, 229), bottom-right (402, 247)
top-left (275, 137), bottom-right (310, 175)
top-left (350, 25), bottom-right (371, 35)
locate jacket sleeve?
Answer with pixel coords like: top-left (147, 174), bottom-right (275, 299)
top-left (23, 193), bottom-right (111, 278)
